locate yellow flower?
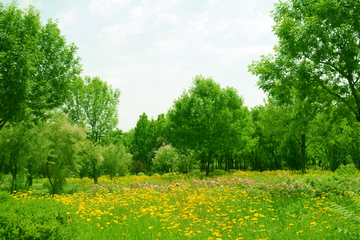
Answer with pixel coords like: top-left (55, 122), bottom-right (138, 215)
top-left (149, 226), bottom-right (153, 229)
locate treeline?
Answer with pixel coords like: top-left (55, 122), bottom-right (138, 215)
top-left (2, 0), bottom-right (360, 194)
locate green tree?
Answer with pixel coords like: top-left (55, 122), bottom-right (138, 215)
top-left (132, 113), bottom-right (170, 173)
top-left (152, 144), bottom-right (179, 173)
top-left (0, 120), bottom-right (47, 192)
top-left (0, 2), bottom-right (82, 130)
top-left (101, 144), bottom-right (132, 178)
top-left (42, 113), bottom-right (87, 194)
top-left (248, 0), bottom-right (360, 123)
top-left (63, 76), bottom-right (120, 183)
top-left (168, 75), bottom-right (252, 176)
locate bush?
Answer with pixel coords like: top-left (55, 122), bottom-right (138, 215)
top-left (152, 144), bottom-right (179, 173)
top-left (137, 172), bottom-right (145, 176)
top-left (336, 164), bottom-right (358, 176)
top-left (0, 198), bottom-right (70, 239)
top-left (187, 170), bottom-right (201, 177)
top-left (0, 191), bottom-right (12, 202)
top-left (214, 169), bottom-right (226, 176)
top-left (101, 144), bottom-right (132, 178)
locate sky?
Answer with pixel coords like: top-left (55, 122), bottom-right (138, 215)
top-left (4, 0), bottom-right (279, 131)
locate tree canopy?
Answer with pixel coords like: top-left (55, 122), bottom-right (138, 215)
top-left (63, 76), bottom-right (120, 144)
top-left (0, 2), bottom-right (82, 130)
top-left (248, 0), bottom-right (360, 122)
top-left (168, 75), bottom-right (252, 176)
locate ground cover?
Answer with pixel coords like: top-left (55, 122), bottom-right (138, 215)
top-left (1, 170), bottom-right (360, 239)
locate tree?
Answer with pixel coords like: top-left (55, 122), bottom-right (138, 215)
top-left (168, 75), bottom-right (252, 176)
top-left (152, 144), bottom-right (179, 173)
top-left (249, 0), bottom-right (360, 124)
top-left (0, 120), bottom-right (47, 192)
top-left (132, 113), bottom-right (170, 173)
top-left (63, 76), bottom-right (120, 143)
top-left (63, 76), bottom-right (120, 183)
top-left (0, 2), bottom-right (82, 130)
top-left (101, 144), bottom-right (132, 178)
top-left (42, 113), bottom-right (87, 194)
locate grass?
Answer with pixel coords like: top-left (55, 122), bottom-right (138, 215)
top-left (2, 170), bottom-right (360, 239)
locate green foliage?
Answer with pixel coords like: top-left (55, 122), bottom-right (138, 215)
top-left (0, 120), bottom-right (48, 192)
top-left (336, 164), bottom-right (358, 177)
top-left (0, 191), bottom-right (12, 202)
top-left (78, 141), bottom-right (103, 184)
top-left (278, 137), bottom-right (302, 170)
top-left (152, 144), bottom-right (179, 173)
top-left (168, 75), bottom-right (252, 176)
top-left (213, 169), bottom-right (226, 176)
top-left (249, 0), bottom-right (360, 124)
top-left (42, 113), bottom-right (88, 194)
top-left (0, 198), bottom-right (70, 240)
top-left (63, 76), bottom-right (120, 144)
top-left (177, 149), bottom-right (199, 173)
top-left (132, 113), bottom-right (169, 173)
top-left (137, 172), bottom-right (145, 176)
top-left (0, 2), bottom-right (82, 129)
top-left (101, 144), bottom-right (132, 178)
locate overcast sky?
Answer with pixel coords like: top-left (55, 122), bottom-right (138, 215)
top-left (5, 0), bottom-right (279, 131)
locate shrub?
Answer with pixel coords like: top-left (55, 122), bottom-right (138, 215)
top-left (152, 144), bottom-right (179, 173)
top-left (336, 164), bottom-right (358, 176)
top-left (214, 169), bottom-right (226, 176)
top-left (187, 170), bottom-right (201, 178)
top-left (0, 191), bottom-right (12, 202)
top-left (137, 172), bottom-right (145, 176)
top-left (0, 198), bottom-right (70, 239)
top-left (101, 144), bottom-right (132, 178)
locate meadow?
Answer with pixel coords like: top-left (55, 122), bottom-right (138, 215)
top-left (1, 169), bottom-right (360, 240)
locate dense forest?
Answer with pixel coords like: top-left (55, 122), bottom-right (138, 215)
top-left (1, 0), bottom-right (360, 195)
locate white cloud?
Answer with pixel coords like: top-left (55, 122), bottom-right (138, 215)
top-left (129, 7), bottom-right (147, 22)
top-left (56, 9), bottom-right (78, 31)
top-left (97, 23), bottom-right (133, 45)
top-left (215, 44), bottom-right (274, 64)
top-left (235, 12), bottom-right (274, 39)
top-left (19, 0), bottom-right (43, 8)
top-left (187, 12), bottom-right (210, 36)
top-left (89, 0), bottom-right (130, 17)
top-left (151, 36), bottom-right (187, 54)
top-left (155, 12), bottom-right (181, 26)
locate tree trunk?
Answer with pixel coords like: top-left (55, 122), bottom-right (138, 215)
top-left (92, 159), bottom-right (98, 184)
top-left (301, 133), bottom-right (306, 173)
top-left (206, 151), bottom-right (212, 177)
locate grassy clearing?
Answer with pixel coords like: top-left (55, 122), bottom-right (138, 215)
top-left (2, 170), bottom-right (360, 239)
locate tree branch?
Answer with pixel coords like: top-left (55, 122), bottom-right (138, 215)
top-left (311, 76), bottom-right (358, 119)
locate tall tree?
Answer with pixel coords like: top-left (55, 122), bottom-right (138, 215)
top-left (63, 76), bottom-right (120, 183)
top-left (248, 0), bottom-right (360, 123)
top-left (168, 75), bottom-right (252, 176)
top-left (0, 2), bottom-right (82, 130)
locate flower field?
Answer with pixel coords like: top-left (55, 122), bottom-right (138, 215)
top-left (5, 170), bottom-right (360, 239)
